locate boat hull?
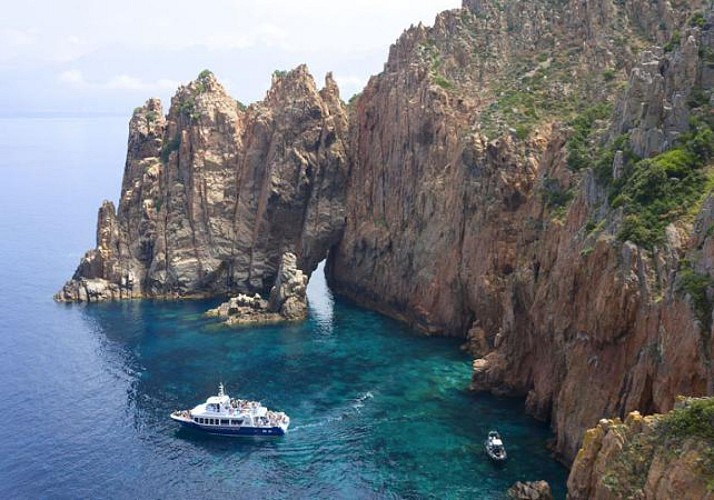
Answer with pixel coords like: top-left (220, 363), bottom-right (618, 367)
top-left (484, 445), bottom-right (507, 462)
top-left (172, 417), bottom-right (286, 436)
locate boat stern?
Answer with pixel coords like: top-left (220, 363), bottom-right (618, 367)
top-left (170, 410), bottom-right (192, 423)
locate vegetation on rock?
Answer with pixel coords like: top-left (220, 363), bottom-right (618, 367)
top-left (678, 260), bottom-right (714, 330)
top-left (160, 134), bottom-right (180, 164)
top-left (566, 103), bottom-right (612, 171)
top-left (570, 402), bottom-right (714, 498)
top-left (612, 104), bottom-right (714, 249)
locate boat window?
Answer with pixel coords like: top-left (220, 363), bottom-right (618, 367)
top-left (199, 418), bottom-right (204, 424)
top-left (220, 419), bottom-right (229, 425)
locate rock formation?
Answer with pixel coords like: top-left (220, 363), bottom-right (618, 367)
top-left (56, 67), bottom-right (347, 302)
top-left (567, 398), bottom-right (714, 499)
top-left (328, 0), bottom-right (714, 464)
top-left (206, 252), bottom-right (308, 325)
top-left (57, 0), bottom-right (714, 490)
top-left (507, 481), bottom-right (554, 500)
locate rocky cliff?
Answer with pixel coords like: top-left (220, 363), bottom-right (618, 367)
top-left (56, 0), bottom-right (714, 481)
top-left (56, 67), bottom-right (348, 301)
top-left (206, 251), bottom-right (308, 325)
top-left (328, 0), bottom-right (714, 464)
top-left (567, 397), bottom-right (714, 499)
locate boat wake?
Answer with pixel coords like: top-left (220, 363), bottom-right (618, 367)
top-left (289, 391), bottom-right (375, 433)
top-left (351, 391), bottom-right (374, 411)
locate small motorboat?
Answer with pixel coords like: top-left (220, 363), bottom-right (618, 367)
top-left (485, 430), bottom-right (507, 461)
top-left (170, 383), bottom-right (290, 436)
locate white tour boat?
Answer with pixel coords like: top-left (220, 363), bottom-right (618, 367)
top-left (170, 384), bottom-right (290, 436)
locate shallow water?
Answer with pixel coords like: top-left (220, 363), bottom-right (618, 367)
top-left (0, 117), bottom-right (567, 499)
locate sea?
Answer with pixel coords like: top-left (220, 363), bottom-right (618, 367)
top-left (0, 116), bottom-right (567, 499)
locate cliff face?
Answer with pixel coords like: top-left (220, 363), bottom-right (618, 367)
top-left (328, 0), bottom-right (714, 462)
top-left (56, 67), bottom-right (348, 301)
top-left (567, 398), bottom-right (714, 499)
top-left (56, 0), bottom-right (714, 474)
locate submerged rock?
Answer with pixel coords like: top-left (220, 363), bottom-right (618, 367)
top-left (206, 252), bottom-right (307, 326)
top-left (507, 481), bottom-right (554, 500)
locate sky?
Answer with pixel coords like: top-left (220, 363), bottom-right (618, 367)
top-left (0, 0), bottom-right (461, 116)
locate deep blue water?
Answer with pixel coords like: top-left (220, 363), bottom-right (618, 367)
top-left (0, 117), bottom-right (567, 499)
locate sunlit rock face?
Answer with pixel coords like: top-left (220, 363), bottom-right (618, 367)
top-left (56, 67), bottom-right (348, 302)
top-left (205, 252), bottom-right (308, 326)
top-left (568, 400), bottom-right (714, 500)
top-left (328, 0), bottom-right (714, 463)
top-left (56, 0), bottom-right (714, 471)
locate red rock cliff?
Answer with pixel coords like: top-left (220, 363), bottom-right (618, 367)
top-left (328, 0), bottom-right (714, 463)
top-left (55, 0), bottom-right (714, 473)
top-left (56, 67), bottom-right (348, 301)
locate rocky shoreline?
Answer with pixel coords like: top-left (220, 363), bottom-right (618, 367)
top-left (57, 0), bottom-right (714, 494)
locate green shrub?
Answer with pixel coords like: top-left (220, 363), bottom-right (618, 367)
top-left (686, 124), bottom-right (714, 162)
top-left (566, 103), bottom-right (613, 171)
top-left (160, 135), bottom-right (180, 163)
top-left (609, 99), bottom-right (714, 249)
top-left (434, 75), bottom-right (454, 90)
top-left (689, 12), bottom-right (707, 28)
top-left (542, 178), bottom-right (573, 208)
top-left (602, 69), bottom-right (616, 82)
top-left (193, 70), bottom-right (214, 94)
top-left (514, 124), bottom-right (531, 140)
top-left (679, 262), bottom-right (714, 330)
top-left (348, 93), bottom-right (361, 107)
top-left (659, 398), bottom-right (714, 441)
top-left (664, 30), bottom-right (681, 53)
top-left (594, 133), bottom-right (639, 183)
top-left (580, 246), bottom-right (595, 257)
top-left (687, 89), bottom-right (709, 109)
top-left (615, 148), bottom-right (706, 248)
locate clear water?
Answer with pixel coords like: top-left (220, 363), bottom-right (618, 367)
top-left (0, 117), bottom-right (567, 499)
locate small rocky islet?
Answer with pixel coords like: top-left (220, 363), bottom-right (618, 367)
top-left (57, 0), bottom-right (714, 497)
top-left (205, 252), bottom-right (309, 326)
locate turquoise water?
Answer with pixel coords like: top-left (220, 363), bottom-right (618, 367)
top-left (0, 117), bottom-right (567, 498)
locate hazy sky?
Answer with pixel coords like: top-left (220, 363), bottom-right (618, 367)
top-left (0, 0), bottom-right (461, 115)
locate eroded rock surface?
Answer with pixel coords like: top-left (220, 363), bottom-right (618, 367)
top-left (507, 481), bottom-right (554, 500)
top-left (567, 399), bottom-right (714, 499)
top-left (328, 0), bottom-right (714, 463)
top-left (56, 67), bottom-right (347, 302)
top-left (56, 0), bottom-right (714, 477)
top-left (206, 252), bottom-right (307, 326)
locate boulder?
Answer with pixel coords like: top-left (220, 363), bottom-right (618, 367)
top-left (507, 481), bottom-right (554, 500)
top-left (205, 252), bottom-right (308, 326)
